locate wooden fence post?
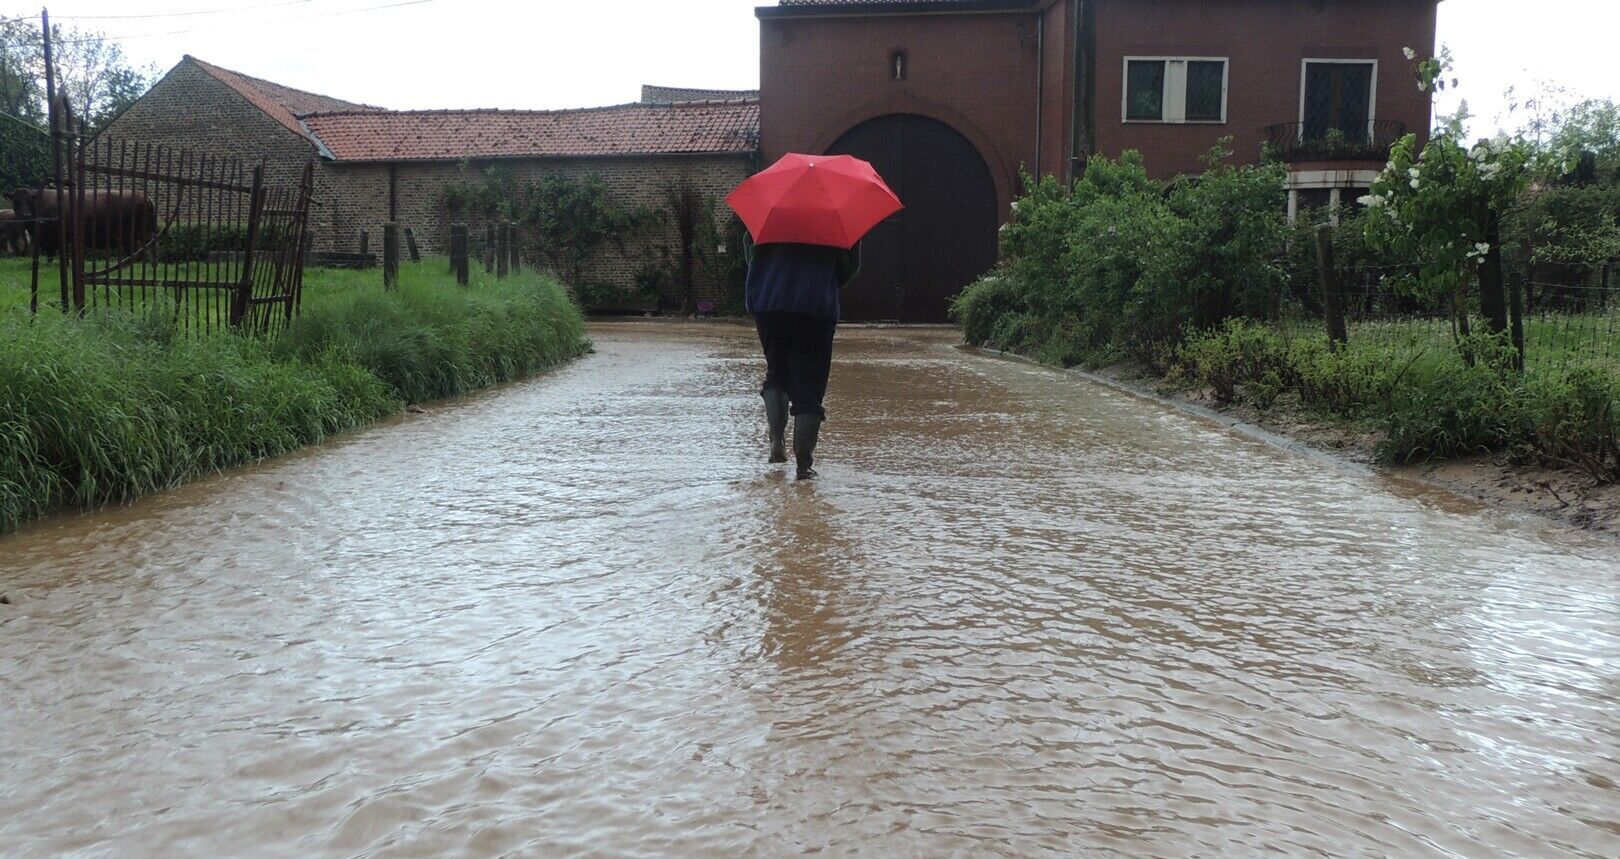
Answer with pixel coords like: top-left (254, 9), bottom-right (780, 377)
top-left (382, 222), bottom-right (399, 290)
top-left (484, 223), bottom-right (495, 274)
top-left (1314, 224), bottom-right (1348, 348)
top-left (404, 226), bottom-right (420, 262)
top-left (496, 220), bottom-right (509, 279)
top-left (450, 223), bottom-right (469, 286)
top-left (358, 229), bottom-right (369, 259)
top-left (507, 223), bottom-right (520, 273)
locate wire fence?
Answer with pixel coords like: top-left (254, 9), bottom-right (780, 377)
top-left (1277, 260), bottom-right (1618, 379)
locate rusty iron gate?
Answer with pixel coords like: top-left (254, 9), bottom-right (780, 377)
top-left (33, 124), bottom-right (316, 335)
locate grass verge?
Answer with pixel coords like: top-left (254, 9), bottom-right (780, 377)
top-left (0, 258), bottom-right (588, 532)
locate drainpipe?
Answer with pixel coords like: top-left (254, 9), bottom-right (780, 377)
top-left (1034, 11), bottom-right (1044, 178)
top-left (1071, 0), bottom-right (1093, 180)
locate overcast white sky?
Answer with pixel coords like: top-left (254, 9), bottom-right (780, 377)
top-left (9, 0), bottom-right (1618, 135)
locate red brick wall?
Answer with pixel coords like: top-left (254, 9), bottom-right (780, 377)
top-left (759, 8), bottom-right (1058, 218)
top-left (319, 154), bottom-right (754, 302)
top-left (1090, 0), bottom-right (1436, 178)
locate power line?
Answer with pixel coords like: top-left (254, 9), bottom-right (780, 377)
top-left (53, 0), bottom-right (322, 20)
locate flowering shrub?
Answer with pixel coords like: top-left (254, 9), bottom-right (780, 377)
top-left (1358, 49), bottom-right (1580, 348)
top-left (1361, 127), bottom-right (1532, 300)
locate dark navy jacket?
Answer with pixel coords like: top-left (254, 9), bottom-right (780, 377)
top-left (744, 240), bottom-right (862, 320)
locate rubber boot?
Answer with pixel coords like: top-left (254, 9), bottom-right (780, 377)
top-left (793, 413), bottom-right (822, 480)
top-left (763, 389), bottom-right (789, 464)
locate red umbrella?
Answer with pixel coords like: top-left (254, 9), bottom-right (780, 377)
top-left (725, 153), bottom-right (903, 250)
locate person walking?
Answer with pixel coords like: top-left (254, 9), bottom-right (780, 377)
top-left (725, 152), bottom-right (902, 480)
top-left (745, 238), bottom-right (860, 480)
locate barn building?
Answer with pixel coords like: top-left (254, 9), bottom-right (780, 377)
top-left (103, 56), bottom-right (760, 306)
top-left (758, 0), bottom-right (1439, 321)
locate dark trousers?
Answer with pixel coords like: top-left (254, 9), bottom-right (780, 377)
top-left (755, 311), bottom-right (838, 418)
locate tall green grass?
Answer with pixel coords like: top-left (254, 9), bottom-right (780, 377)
top-left (1173, 319), bottom-right (1620, 480)
top-left (0, 260), bottom-right (588, 531)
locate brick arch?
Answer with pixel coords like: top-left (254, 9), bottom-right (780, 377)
top-left (806, 95), bottom-right (1019, 218)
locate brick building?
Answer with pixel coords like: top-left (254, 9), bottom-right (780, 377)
top-left (759, 0), bottom-right (1439, 321)
top-left (103, 56), bottom-right (760, 306)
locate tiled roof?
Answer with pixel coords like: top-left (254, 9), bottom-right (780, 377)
top-left (185, 56), bottom-right (384, 139)
top-left (641, 84), bottom-right (760, 104)
top-left (301, 100), bottom-right (761, 162)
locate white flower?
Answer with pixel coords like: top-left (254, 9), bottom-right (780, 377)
top-left (1408, 167), bottom-right (1421, 179)
top-left (1358, 194), bottom-right (1384, 208)
top-left (1410, 178), bottom-right (1421, 189)
top-left (1403, 47), bottom-right (1417, 60)
top-left (1475, 242), bottom-right (1491, 256)
top-left (1479, 161), bottom-right (1503, 179)
top-left (1418, 80), bottom-right (1428, 92)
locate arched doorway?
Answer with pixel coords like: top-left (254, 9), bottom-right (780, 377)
top-left (826, 114), bottom-right (999, 323)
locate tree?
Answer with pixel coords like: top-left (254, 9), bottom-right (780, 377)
top-left (1542, 99), bottom-right (1620, 185)
top-left (0, 17), bottom-right (157, 132)
top-left (1361, 49), bottom-right (1547, 350)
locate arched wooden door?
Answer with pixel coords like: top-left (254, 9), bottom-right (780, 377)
top-left (826, 114), bottom-right (999, 323)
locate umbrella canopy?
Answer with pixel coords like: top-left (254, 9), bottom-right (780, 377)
top-left (725, 153), bottom-right (903, 250)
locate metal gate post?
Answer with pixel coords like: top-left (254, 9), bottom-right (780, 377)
top-left (233, 165), bottom-right (267, 328)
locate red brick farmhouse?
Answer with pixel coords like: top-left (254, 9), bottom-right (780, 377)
top-left (759, 0), bottom-right (1438, 321)
top-left (104, 0), bottom-right (1437, 320)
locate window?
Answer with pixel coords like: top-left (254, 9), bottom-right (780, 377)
top-left (1123, 57), bottom-right (1228, 123)
top-left (1301, 60), bottom-right (1376, 143)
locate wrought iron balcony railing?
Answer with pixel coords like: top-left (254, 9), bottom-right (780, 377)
top-left (1265, 120), bottom-right (1408, 163)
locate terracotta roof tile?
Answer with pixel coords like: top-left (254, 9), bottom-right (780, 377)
top-left (301, 100), bottom-right (760, 162)
top-left (185, 56), bottom-right (384, 140)
top-left (641, 84), bottom-right (760, 104)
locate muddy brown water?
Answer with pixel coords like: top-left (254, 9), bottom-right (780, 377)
top-left (2, 322), bottom-right (1617, 858)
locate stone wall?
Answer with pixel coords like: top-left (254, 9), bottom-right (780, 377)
top-left (317, 153), bottom-right (755, 305)
top-left (99, 61), bottom-right (328, 235)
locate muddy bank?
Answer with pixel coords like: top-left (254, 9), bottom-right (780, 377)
top-left (1082, 360), bottom-right (1620, 536)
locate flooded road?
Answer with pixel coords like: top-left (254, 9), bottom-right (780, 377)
top-left (2, 321), bottom-right (1617, 857)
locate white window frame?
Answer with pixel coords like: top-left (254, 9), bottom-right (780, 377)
top-left (1297, 58), bottom-right (1379, 139)
top-left (1121, 56), bottom-right (1229, 124)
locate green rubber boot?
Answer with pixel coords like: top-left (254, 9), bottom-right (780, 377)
top-left (793, 413), bottom-right (822, 480)
top-left (763, 389), bottom-right (789, 464)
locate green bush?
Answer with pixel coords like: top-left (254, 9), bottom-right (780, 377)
top-left (1522, 367), bottom-right (1620, 481)
top-left (1381, 361), bottom-right (1523, 462)
top-left (1173, 319), bottom-right (1291, 404)
top-left (951, 274), bottom-right (1029, 350)
top-left (957, 147), bottom-right (1287, 368)
top-left (0, 262), bottom-right (588, 531)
